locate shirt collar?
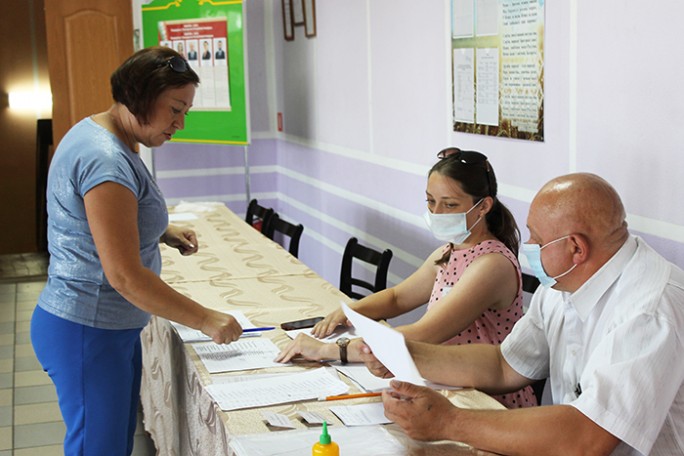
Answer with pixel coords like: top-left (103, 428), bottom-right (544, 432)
top-left (563, 235), bottom-right (638, 320)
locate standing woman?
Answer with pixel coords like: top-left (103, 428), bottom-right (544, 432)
top-left (276, 148), bottom-right (537, 409)
top-left (31, 47), bottom-right (242, 455)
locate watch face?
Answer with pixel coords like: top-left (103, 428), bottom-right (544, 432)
top-left (337, 337), bottom-right (350, 347)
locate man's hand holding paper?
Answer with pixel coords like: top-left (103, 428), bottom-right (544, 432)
top-left (340, 302), bottom-right (428, 385)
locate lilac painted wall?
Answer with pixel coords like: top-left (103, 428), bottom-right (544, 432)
top-left (146, 0), bottom-right (684, 294)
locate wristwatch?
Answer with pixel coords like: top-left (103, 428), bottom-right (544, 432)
top-left (336, 337), bottom-right (350, 365)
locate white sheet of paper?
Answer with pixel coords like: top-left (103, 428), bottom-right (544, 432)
top-left (261, 411), bottom-right (295, 429)
top-left (211, 371), bottom-right (302, 385)
top-left (333, 363), bottom-right (392, 392)
top-left (329, 402), bottom-right (392, 426)
top-left (168, 212), bottom-right (199, 222)
top-left (341, 302), bottom-right (427, 385)
top-left (206, 367), bottom-right (348, 411)
top-left (297, 411), bottom-right (327, 424)
top-left (229, 425), bottom-right (404, 456)
top-left (192, 338), bottom-right (284, 374)
top-left (170, 310), bottom-right (259, 343)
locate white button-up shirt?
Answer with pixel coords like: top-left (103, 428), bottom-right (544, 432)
top-left (502, 236), bottom-right (684, 455)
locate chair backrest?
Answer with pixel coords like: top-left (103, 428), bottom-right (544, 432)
top-left (245, 199), bottom-right (274, 234)
top-left (521, 272), bottom-right (541, 294)
top-left (264, 213), bottom-right (304, 258)
top-left (339, 237), bottom-right (393, 300)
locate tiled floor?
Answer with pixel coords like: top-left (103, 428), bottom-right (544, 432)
top-left (0, 253), bottom-right (156, 455)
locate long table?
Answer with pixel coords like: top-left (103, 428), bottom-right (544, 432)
top-left (140, 204), bottom-right (504, 455)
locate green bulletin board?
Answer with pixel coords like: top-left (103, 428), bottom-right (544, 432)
top-left (142, 0), bottom-right (249, 145)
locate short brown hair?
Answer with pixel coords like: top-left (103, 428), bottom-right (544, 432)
top-left (110, 46), bottom-right (199, 124)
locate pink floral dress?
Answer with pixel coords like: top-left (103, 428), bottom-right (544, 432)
top-left (427, 240), bottom-right (537, 408)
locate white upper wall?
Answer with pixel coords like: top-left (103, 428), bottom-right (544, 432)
top-left (263, 0), bottom-right (684, 263)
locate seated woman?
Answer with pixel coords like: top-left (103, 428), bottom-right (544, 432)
top-left (275, 148), bottom-right (536, 408)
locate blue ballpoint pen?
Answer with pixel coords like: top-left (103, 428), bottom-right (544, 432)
top-left (242, 326), bottom-right (276, 333)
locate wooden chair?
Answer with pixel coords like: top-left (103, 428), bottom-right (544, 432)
top-left (244, 199), bottom-right (274, 234)
top-left (339, 237), bottom-right (393, 300)
top-left (264, 213), bottom-right (304, 258)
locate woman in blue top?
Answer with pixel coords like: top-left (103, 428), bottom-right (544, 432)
top-left (30, 47), bottom-right (243, 456)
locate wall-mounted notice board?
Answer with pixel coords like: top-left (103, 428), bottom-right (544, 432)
top-left (142, 0), bottom-right (250, 145)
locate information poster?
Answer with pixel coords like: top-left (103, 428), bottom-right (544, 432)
top-left (142, 0), bottom-right (249, 145)
top-left (451, 0), bottom-right (545, 142)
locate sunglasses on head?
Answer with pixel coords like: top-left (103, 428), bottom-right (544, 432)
top-left (437, 147), bottom-right (495, 196)
top-left (159, 55), bottom-right (189, 73)
top-left (437, 147), bottom-right (488, 164)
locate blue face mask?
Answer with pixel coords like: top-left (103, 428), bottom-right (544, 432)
top-left (521, 235), bottom-right (577, 288)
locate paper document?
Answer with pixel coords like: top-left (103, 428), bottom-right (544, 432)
top-left (206, 367), bottom-right (348, 411)
top-left (333, 363), bottom-right (392, 392)
top-left (192, 338), bottom-right (283, 374)
top-left (229, 425), bottom-right (404, 456)
top-left (341, 302), bottom-right (427, 385)
top-left (168, 212), bottom-right (198, 222)
top-left (330, 402), bottom-right (392, 426)
top-left (170, 310), bottom-right (258, 343)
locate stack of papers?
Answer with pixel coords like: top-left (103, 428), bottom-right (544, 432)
top-left (206, 367), bottom-right (348, 411)
top-left (192, 338), bottom-right (284, 374)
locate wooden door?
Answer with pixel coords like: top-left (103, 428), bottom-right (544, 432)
top-left (45, 0), bottom-right (134, 149)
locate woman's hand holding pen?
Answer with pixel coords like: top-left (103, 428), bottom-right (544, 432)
top-left (162, 224), bottom-right (199, 256)
top-left (200, 309), bottom-right (242, 344)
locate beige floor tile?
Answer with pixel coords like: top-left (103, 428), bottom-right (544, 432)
top-left (14, 371), bottom-right (51, 388)
top-left (0, 360), bottom-right (11, 375)
top-left (14, 444), bottom-right (64, 456)
top-left (0, 314), bottom-right (13, 324)
top-left (14, 402), bottom-right (62, 426)
top-left (0, 390), bottom-right (10, 407)
top-left (0, 426), bottom-right (10, 451)
top-left (16, 301), bottom-right (37, 313)
top-left (0, 335), bottom-right (12, 347)
top-left (15, 311), bottom-right (33, 323)
top-left (15, 321), bottom-right (30, 333)
top-left (17, 282), bottom-right (46, 294)
top-left (14, 385), bottom-right (57, 406)
top-left (14, 344), bottom-right (36, 359)
top-left (14, 421), bottom-right (65, 448)
top-left (14, 356), bottom-right (41, 373)
top-left (0, 323), bottom-right (12, 336)
top-left (14, 332), bottom-right (30, 345)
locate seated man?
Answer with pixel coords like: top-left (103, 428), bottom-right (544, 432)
top-left (363, 173), bottom-right (684, 455)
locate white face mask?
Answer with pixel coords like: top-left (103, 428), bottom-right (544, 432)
top-left (423, 199), bottom-right (483, 244)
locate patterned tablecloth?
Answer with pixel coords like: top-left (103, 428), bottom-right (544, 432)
top-left (140, 205), bottom-right (504, 455)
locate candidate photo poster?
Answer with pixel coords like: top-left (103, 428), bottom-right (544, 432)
top-left (159, 18), bottom-right (232, 111)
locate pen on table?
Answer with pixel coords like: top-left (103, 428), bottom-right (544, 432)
top-left (320, 392), bottom-right (382, 401)
top-left (242, 326), bottom-right (276, 333)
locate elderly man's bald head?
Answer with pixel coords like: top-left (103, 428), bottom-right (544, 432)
top-left (530, 173), bottom-right (628, 250)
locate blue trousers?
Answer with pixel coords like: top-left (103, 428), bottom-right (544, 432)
top-left (31, 306), bottom-right (143, 456)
